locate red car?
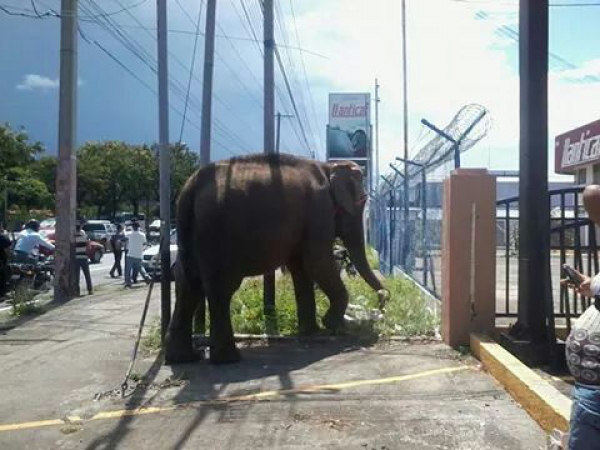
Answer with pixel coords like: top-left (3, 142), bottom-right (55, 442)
top-left (39, 230), bottom-right (104, 264)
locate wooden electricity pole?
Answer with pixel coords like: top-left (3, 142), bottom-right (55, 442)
top-left (157, 0), bottom-right (171, 342)
top-left (54, 0), bottom-right (79, 302)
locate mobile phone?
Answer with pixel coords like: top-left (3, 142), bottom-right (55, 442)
top-left (563, 264), bottom-right (584, 286)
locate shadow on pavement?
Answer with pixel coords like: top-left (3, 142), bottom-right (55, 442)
top-left (82, 334), bottom-right (379, 449)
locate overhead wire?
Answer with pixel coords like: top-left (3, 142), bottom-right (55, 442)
top-left (79, 0), bottom-right (248, 156)
top-left (178, 0), bottom-right (205, 144)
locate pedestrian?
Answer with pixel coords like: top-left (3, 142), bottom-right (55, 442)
top-left (0, 228), bottom-right (12, 298)
top-left (75, 223), bottom-right (93, 296)
top-left (124, 221), bottom-right (149, 288)
top-left (561, 184), bottom-right (600, 450)
top-left (109, 224), bottom-right (126, 278)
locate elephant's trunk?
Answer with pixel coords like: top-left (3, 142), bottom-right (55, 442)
top-left (341, 216), bottom-right (385, 294)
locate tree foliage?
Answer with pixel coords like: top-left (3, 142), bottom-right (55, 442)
top-left (0, 122), bottom-right (201, 223)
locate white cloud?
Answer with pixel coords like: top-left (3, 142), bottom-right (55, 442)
top-left (16, 74), bottom-right (59, 91)
top-left (16, 74), bottom-right (84, 91)
top-left (556, 58), bottom-right (600, 83)
top-left (286, 0), bottom-right (599, 181)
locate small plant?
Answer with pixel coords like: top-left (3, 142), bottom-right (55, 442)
top-left (10, 282), bottom-right (41, 317)
top-left (141, 317), bottom-right (162, 353)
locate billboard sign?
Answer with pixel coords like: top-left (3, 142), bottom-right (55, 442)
top-left (327, 93), bottom-right (371, 160)
top-left (555, 118), bottom-right (600, 174)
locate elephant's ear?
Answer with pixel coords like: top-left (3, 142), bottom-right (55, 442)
top-left (329, 161), bottom-right (364, 216)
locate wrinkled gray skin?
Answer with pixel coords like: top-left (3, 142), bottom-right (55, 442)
top-left (165, 153), bottom-right (385, 365)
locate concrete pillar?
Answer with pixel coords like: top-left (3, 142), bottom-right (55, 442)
top-left (442, 169), bottom-right (496, 347)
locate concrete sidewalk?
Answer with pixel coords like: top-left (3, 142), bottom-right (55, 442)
top-left (0, 286), bottom-right (546, 449)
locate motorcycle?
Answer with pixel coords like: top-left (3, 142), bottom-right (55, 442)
top-left (7, 254), bottom-right (54, 294)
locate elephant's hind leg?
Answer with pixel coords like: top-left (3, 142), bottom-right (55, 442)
top-left (165, 263), bottom-right (204, 364)
top-left (206, 276), bottom-right (243, 364)
top-left (288, 257), bottom-right (320, 335)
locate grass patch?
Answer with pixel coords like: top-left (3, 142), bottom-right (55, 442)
top-left (366, 246), bottom-right (380, 271)
top-left (229, 273), bottom-right (437, 337)
top-left (10, 283), bottom-right (42, 317)
top-left (141, 317), bottom-right (162, 353)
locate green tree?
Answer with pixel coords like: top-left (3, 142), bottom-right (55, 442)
top-left (0, 124), bottom-right (52, 224)
top-left (121, 144), bottom-right (156, 216)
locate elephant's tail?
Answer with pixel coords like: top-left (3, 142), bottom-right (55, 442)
top-left (175, 176), bottom-right (200, 284)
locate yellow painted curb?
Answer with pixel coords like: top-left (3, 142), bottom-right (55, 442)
top-left (470, 333), bottom-right (572, 432)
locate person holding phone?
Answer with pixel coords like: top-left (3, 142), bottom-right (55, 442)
top-left (561, 184), bottom-right (600, 450)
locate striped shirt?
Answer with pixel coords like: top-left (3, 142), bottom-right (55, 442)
top-left (75, 231), bottom-right (88, 260)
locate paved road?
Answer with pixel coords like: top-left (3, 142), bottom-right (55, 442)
top-left (0, 285), bottom-right (546, 449)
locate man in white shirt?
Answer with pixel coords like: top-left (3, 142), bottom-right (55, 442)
top-left (124, 221), bottom-right (150, 287)
top-left (14, 220), bottom-right (55, 262)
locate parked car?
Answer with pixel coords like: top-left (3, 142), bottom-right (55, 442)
top-left (148, 219), bottom-right (161, 244)
top-left (82, 220), bottom-right (115, 249)
top-left (40, 218), bottom-right (56, 230)
top-left (41, 230), bottom-right (105, 264)
top-left (142, 229), bottom-right (177, 280)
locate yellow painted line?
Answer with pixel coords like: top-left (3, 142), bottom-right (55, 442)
top-left (0, 419), bottom-right (65, 432)
top-left (0, 365), bottom-right (470, 433)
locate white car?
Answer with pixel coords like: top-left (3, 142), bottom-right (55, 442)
top-left (142, 229), bottom-right (177, 280)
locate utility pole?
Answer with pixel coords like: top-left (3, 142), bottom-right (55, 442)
top-left (401, 0), bottom-right (410, 271)
top-left (275, 112), bottom-right (294, 154)
top-left (200, 0), bottom-right (216, 166)
top-left (195, 0), bottom-right (217, 335)
top-left (263, 0), bottom-right (276, 317)
top-left (54, 0), bottom-right (78, 303)
top-left (374, 79), bottom-right (380, 190)
top-left (509, 0), bottom-right (552, 360)
top-left (157, 0), bottom-right (171, 343)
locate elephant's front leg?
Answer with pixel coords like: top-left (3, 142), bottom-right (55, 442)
top-left (288, 258), bottom-right (320, 335)
top-left (308, 256), bottom-right (349, 332)
top-left (206, 277), bottom-right (242, 364)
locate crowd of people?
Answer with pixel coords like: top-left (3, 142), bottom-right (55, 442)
top-left (0, 219), bottom-right (153, 297)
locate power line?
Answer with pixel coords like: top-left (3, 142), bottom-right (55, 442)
top-left (451, 0), bottom-right (600, 6)
top-left (174, 0), bottom-right (263, 109)
top-left (275, 46), bottom-right (313, 157)
top-left (476, 10), bottom-right (600, 81)
top-left (289, 0), bottom-right (322, 159)
top-left (179, 0), bottom-right (205, 144)
top-left (80, 0), bottom-right (251, 154)
top-left (0, 0), bottom-right (150, 19)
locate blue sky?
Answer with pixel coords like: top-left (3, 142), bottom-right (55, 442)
top-left (1, 0), bottom-right (600, 181)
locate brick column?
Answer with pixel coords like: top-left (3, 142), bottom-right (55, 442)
top-left (442, 169), bottom-right (496, 347)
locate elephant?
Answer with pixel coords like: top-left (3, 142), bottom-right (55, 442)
top-left (165, 153), bottom-right (387, 365)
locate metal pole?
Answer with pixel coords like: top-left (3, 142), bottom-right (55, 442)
top-left (401, 0), bottom-right (410, 270)
top-left (195, 0), bottom-right (217, 335)
top-left (275, 112), bottom-right (294, 155)
top-left (200, 0), bottom-right (216, 166)
top-left (54, 0), bottom-right (78, 303)
top-left (263, 0), bottom-right (276, 316)
top-left (276, 112), bottom-right (281, 154)
top-left (375, 79), bottom-right (380, 189)
top-left (512, 0), bottom-right (550, 346)
top-left (421, 168), bottom-right (427, 286)
top-left (157, 0), bottom-right (171, 343)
